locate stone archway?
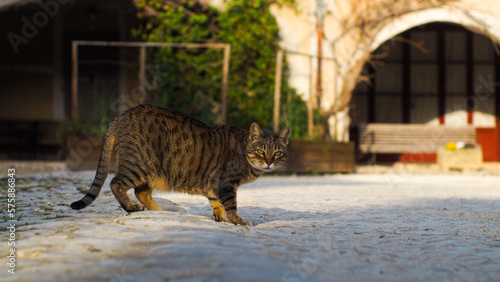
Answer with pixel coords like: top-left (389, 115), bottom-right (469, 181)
top-left (349, 7), bottom-right (500, 162)
top-left (371, 7), bottom-right (500, 53)
top-left (327, 6), bottom-right (500, 144)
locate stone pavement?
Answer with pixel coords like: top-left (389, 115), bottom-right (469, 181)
top-left (1, 170), bottom-right (499, 281)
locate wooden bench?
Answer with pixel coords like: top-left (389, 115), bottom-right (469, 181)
top-left (358, 123), bottom-right (476, 163)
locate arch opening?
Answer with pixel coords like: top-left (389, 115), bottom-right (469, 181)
top-left (350, 22), bottom-right (500, 162)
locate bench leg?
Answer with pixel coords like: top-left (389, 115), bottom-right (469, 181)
top-left (371, 153), bottom-right (376, 166)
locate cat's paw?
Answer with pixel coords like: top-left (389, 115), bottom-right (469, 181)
top-left (214, 214), bottom-right (230, 223)
top-left (126, 203), bottom-right (145, 212)
top-left (240, 221), bottom-right (253, 226)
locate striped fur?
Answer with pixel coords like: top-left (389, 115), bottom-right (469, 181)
top-left (70, 104), bottom-right (290, 225)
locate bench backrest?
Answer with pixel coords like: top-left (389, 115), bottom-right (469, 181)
top-left (358, 123), bottom-right (476, 153)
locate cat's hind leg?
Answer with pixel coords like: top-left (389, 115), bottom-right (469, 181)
top-left (110, 174), bottom-right (145, 213)
top-left (135, 184), bottom-right (162, 211)
top-left (208, 197), bottom-right (230, 223)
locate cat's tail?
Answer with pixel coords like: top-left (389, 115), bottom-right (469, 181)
top-left (70, 128), bottom-right (116, 210)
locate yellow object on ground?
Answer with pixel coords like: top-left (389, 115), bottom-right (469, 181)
top-left (445, 142), bottom-right (457, 150)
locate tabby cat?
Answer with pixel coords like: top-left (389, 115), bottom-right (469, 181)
top-left (71, 104), bottom-right (290, 226)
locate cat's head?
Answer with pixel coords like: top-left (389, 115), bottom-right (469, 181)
top-left (246, 123), bottom-right (291, 172)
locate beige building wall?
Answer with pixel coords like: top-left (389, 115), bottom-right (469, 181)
top-left (266, 0), bottom-right (500, 141)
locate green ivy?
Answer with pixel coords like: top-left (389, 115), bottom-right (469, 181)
top-left (133, 0), bottom-right (310, 137)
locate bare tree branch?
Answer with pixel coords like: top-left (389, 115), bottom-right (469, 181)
top-left (324, 1), bottom-right (460, 118)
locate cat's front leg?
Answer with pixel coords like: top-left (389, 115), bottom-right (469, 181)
top-left (216, 186), bottom-right (252, 226)
top-left (208, 197), bottom-right (230, 223)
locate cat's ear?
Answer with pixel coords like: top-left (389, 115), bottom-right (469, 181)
top-left (249, 123), bottom-right (265, 142)
top-left (275, 126), bottom-right (291, 146)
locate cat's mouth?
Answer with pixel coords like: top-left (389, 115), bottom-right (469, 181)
top-left (254, 164), bottom-right (275, 172)
top-left (247, 156), bottom-right (278, 172)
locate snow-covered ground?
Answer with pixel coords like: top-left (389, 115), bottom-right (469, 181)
top-left (1, 171), bottom-right (500, 281)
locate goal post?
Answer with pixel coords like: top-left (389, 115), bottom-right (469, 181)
top-left (71, 40), bottom-right (231, 124)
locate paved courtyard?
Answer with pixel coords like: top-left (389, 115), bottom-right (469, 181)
top-left (1, 170), bottom-right (500, 281)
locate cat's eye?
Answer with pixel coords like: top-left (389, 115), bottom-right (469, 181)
top-left (274, 151), bottom-right (283, 157)
top-left (256, 149), bottom-right (265, 155)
